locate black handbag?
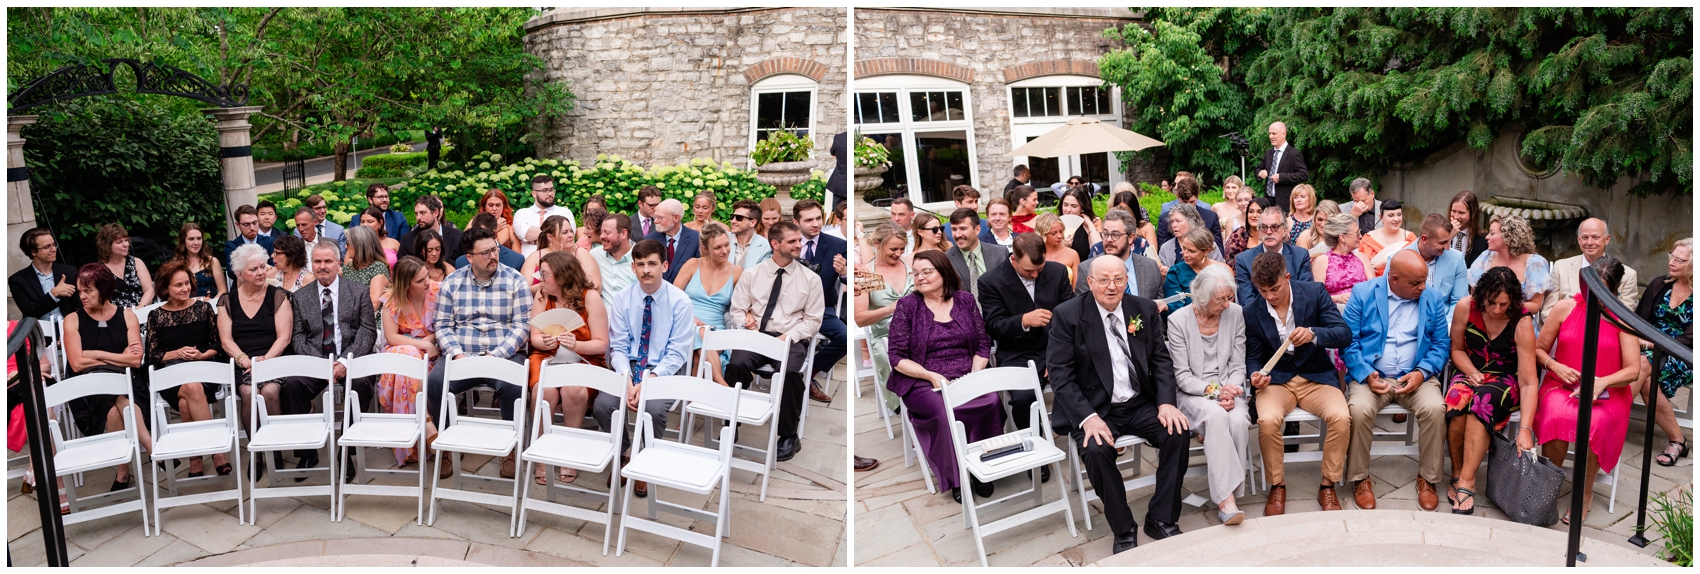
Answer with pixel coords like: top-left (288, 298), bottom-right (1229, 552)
top-left (1484, 426), bottom-right (1564, 527)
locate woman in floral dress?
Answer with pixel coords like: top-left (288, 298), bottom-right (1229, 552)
top-left (377, 257), bottom-right (444, 474)
top-left (1442, 266), bottom-right (1538, 514)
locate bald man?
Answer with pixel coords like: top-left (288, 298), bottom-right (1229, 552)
top-left (1340, 250), bottom-right (1451, 512)
top-left (1256, 121), bottom-right (1308, 209)
top-left (643, 198), bottom-right (699, 282)
top-left (1545, 217), bottom-right (1640, 321)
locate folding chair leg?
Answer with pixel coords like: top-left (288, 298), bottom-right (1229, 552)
top-left (133, 446), bottom-right (151, 537)
top-left (416, 434), bottom-right (427, 525)
top-left (234, 442), bottom-right (247, 527)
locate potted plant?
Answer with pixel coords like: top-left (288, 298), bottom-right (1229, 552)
top-left (752, 129), bottom-right (815, 196)
top-left (854, 135), bottom-right (891, 191)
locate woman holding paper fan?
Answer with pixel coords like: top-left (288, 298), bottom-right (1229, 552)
top-left (1165, 264), bottom-right (1250, 525)
top-left (672, 222), bottom-right (742, 386)
top-left (377, 257), bottom-right (447, 474)
top-left (527, 251), bottom-right (609, 485)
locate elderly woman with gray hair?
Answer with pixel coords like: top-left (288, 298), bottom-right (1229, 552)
top-left (1157, 203), bottom-right (1224, 270)
top-left (1164, 264), bottom-right (1250, 525)
top-left (218, 243), bottom-right (295, 476)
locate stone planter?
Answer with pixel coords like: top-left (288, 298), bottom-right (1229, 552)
top-left (854, 164), bottom-right (889, 191)
top-left (755, 159), bottom-right (816, 198)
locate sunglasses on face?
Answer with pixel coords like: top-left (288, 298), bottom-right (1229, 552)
top-left (921, 226), bottom-right (942, 233)
top-left (731, 214), bottom-right (753, 222)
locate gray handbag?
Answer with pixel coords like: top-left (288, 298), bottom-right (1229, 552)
top-left (1484, 426), bottom-right (1564, 526)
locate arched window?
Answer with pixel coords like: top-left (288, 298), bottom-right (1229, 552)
top-left (854, 74), bottom-right (977, 208)
top-left (749, 74), bottom-right (818, 158)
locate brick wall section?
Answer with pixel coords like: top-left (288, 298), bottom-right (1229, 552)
top-left (854, 58), bottom-right (975, 83)
top-left (524, 8), bottom-right (846, 168)
top-left (1001, 59), bottom-right (1099, 83)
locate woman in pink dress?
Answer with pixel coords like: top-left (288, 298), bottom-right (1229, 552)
top-left (377, 257), bottom-right (447, 476)
top-left (1311, 213), bottom-right (1369, 372)
top-left (1526, 256), bottom-right (1640, 525)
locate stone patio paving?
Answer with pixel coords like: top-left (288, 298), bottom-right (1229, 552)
top-left (8, 360), bottom-right (849, 567)
top-left (852, 367), bottom-right (1691, 567)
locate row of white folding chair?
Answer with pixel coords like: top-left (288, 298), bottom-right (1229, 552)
top-left (1065, 418), bottom-right (1262, 532)
top-left (247, 355), bottom-right (338, 522)
top-left (148, 360), bottom-right (246, 535)
top-left (40, 369), bottom-right (152, 535)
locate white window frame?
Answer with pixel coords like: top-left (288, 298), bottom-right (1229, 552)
top-left (853, 74), bottom-right (978, 211)
top-left (1007, 75), bottom-right (1125, 191)
top-left (748, 74), bottom-right (819, 169)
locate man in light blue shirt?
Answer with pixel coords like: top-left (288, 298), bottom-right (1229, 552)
top-left (728, 200), bottom-right (772, 268)
top-left (594, 215), bottom-right (638, 297)
top-left (1406, 213), bottom-right (1468, 307)
top-left (595, 238), bottom-right (695, 497)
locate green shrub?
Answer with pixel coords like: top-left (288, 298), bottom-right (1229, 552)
top-left (854, 136), bottom-right (890, 168)
top-left (355, 151), bottom-right (432, 178)
top-left (788, 169), bottom-right (828, 203)
top-left (22, 97), bottom-right (225, 267)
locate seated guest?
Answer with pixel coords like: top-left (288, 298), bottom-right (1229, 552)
top-left (574, 195), bottom-right (609, 253)
top-left (361, 183), bottom-right (411, 241)
top-left (1033, 213), bottom-right (1082, 285)
top-left (97, 223), bottom-right (155, 308)
top-left (979, 233), bottom-right (1071, 478)
top-left (1407, 214), bottom-right (1470, 307)
top-left (291, 239), bottom-right (378, 476)
top-left (356, 207), bottom-right (402, 268)
top-left (1357, 199), bottom-right (1416, 278)
top-left (1048, 255), bottom-right (1187, 553)
top-left (1544, 218), bottom-right (1640, 322)
top-left (269, 234), bottom-right (313, 292)
top-left (855, 223), bottom-right (911, 416)
top-left (454, 213), bottom-right (526, 271)
top-left (1157, 203), bottom-right (1224, 271)
top-left (670, 223), bottom-right (740, 386)
top-left (1156, 177), bottom-right (1222, 249)
top-left (911, 215), bottom-right (950, 254)
top-left (293, 209), bottom-right (322, 245)
top-left (1528, 255), bottom-right (1641, 525)
top-left (1059, 187), bottom-right (1101, 263)
top-left (256, 200), bottom-right (288, 240)
top-left (171, 222), bottom-right (226, 300)
top-left (1447, 190), bottom-right (1489, 266)
top-left (1469, 213), bottom-right (1552, 317)
top-left (1213, 176), bottom-right (1252, 236)
top-left (429, 227), bottom-right (532, 479)
top-left (218, 244), bottom-right (295, 478)
top-left (1165, 227), bottom-right (1232, 314)
top-left (528, 251), bottom-right (609, 485)
top-left (1006, 185), bottom-right (1040, 234)
top-left (1244, 251), bottom-right (1352, 515)
top-left (795, 200), bottom-right (847, 400)
top-left (377, 256), bottom-right (447, 477)
top-left (1342, 250), bottom-right (1451, 511)
top-left (598, 239), bottom-right (695, 497)
top-left (979, 198), bottom-right (1016, 248)
top-left (1300, 200), bottom-right (1342, 257)
top-left (302, 193), bottom-right (348, 252)
top-left (469, 188), bottom-right (521, 253)
top-left (1443, 266), bottom-right (1538, 514)
top-left (686, 191), bottom-right (721, 232)
top-left (1076, 208), bottom-right (1162, 299)
top-left (644, 198), bottom-right (700, 283)
top-left (146, 260), bottom-right (229, 477)
top-left (63, 263), bottom-right (154, 490)
top-left (1166, 265), bottom-right (1249, 524)
top-left (1311, 213), bottom-right (1370, 308)
top-left (945, 208), bottom-right (1007, 300)
top-left (886, 250), bottom-right (999, 503)
top-left (1287, 184), bottom-right (1319, 246)
top-left (1233, 205), bottom-right (1312, 304)
top-left (593, 214), bottom-right (638, 296)
top-left (728, 199), bottom-right (773, 269)
top-left (1107, 187), bottom-right (1157, 258)
top-left (342, 226), bottom-right (392, 306)
top-left (728, 221), bottom-right (824, 459)
top-left (412, 229), bottom-right (455, 283)
top-left (224, 205), bottom-right (276, 278)
top-left (522, 215), bottom-right (601, 292)
top-left (1225, 197), bottom-right (1273, 262)
top-left (1636, 239), bottom-right (1693, 467)
top-left (759, 197), bottom-right (784, 236)
top-left (515, 175), bottom-right (576, 257)
top-left (398, 195), bottom-right (466, 265)
top-left (952, 184), bottom-right (986, 236)
top-left (9, 227), bottom-right (80, 322)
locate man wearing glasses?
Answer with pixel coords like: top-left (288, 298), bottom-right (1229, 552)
top-left (1078, 208), bottom-right (1161, 300)
top-left (9, 227), bottom-right (81, 322)
top-left (224, 204), bottom-right (276, 281)
top-left (727, 199), bottom-right (772, 269)
top-left (629, 185), bottom-right (664, 238)
top-left (1233, 205), bottom-right (1313, 304)
top-left (361, 183), bottom-right (412, 240)
top-left (513, 174), bottom-right (576, 257)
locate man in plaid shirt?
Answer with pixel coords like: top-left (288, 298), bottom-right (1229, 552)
top-left (427, 226), bottom-right (532, 477)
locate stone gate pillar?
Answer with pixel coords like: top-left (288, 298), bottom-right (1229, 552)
top-left (8, 115), bottom-right (41, 319)
top-left (205, 106), bottom-right (264, 240)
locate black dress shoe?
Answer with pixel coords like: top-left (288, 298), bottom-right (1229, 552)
top-left (110, 477), bottom-right (133, 492)
top-left (1283, 421), bottom-right (1300, 453)
top-left (295, 453), bottom-right (319, 483)
top-left (344, 455), bottom-right (358, 484)
top-left (951, 488), bottom-right (962, 503)
top-left (775, 437), bottom-right (801, 462)
top-left (1143, 518), bottom-right (1182, 540)
top-left (1112, 532), bottom-right (1138, 554)
top-left (1041, 466), bottom-right (1051, 483)
top-left (970, 476), bottom-right (994, 499)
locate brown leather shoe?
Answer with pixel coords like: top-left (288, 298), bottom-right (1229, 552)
top-left (499, 454), bottom-right (516, 479)
top-left (1319, 484), bottom-right (1343, 511)
top-left (1415, 478), bottom-right (1439, 511)
top-left (853, 456), bottom-right (880, 472)
top-left (438, 455), bottom-right (455, 479)
top-left (1263, 485), bottom-right (1287, 516)
top-left (634, 480), bottom-right (648, 498)
top-left (1353, 478), bottom-right (1377, 509)
top-left (810, 383), bottom-right (833, 403)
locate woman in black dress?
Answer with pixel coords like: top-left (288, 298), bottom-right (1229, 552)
top-left (96, 223), bottom-right (154, 309)
top-left (170, 222), bottom-right (227, 301)
top-left (62, 263), bottom-right (154, 491)
top-left (148, 261), bottom-right (229, 476)
top-left (217, 243), bottom-right (294, 476)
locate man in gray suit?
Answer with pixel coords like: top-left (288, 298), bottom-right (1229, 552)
top-left (944, 208), bottom-right (1007, 300)
top-left (289, 239), bottom-right (377, 474)
top-left (1078, 207), bottom-right (1162, 299)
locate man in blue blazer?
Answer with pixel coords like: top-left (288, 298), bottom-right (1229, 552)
top-left (1242, 251), bottom-right (1351, 516)
top-left (795, 200), bottom-right (846, 402)
top-left (1234, 205), bottom-right (1312, 304)
top-left (224, 205), bottom-right (275, 281)
top-left (1340, 249), bottom-right (1451, 512)
top-left (643, 198), bottom-right (699, 283)
top-left (1155, 177), bottom-right (1224, 250)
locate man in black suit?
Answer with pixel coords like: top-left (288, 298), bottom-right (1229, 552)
top-left (827, 132), bottom-right (847, 210)
top-left (10, 228), bottom-right (81, 321)
top-left (793, 200), bottom-right (846, 401)
top-left (1155, 177), bottom-right (1223, 250)
top-left (288, 239), bottom-right (378, 476)
top-left (944, 208), bottom-right (1007, 300)
top-left (979, 233), bottom-right (1071, 480)
top-left (224, 205), bottom-right (275, 283)
top-left (1256, 121), bottom-right (1308, 209)
top-left (1004, 164), bottom-right (1030, 194)
top-left (630, 185), bottom-right (663, 239)
top-left (1048, 255), bottom-right (1189, 554)
top-left (397, 195), bottom-right (465, 265)
top-left (1233, 205), bottom-right (1313, 304)
top-left (645, 198), bottom-right (700, 283)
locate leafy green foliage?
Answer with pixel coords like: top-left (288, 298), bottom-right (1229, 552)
top-left (355, 151), bottom-right (430, 179)
top-left (751, 130), bottom-right (814, 165)
top-left (788, 169), bottom-right (830, 203)
top-left (21, 97), bottom-right (224, 266)
top-left (854, 136), bottom-right (890, 168)
top-left (1100, 8), bottom-right (1692, 197)
top-left (1643, 488), bottom-right (1692, 566)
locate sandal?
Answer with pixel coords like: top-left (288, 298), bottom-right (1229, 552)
top-left (1656, 440), bottom-right (1689, 467)
top-left (559, 468), bottom-right (577, 484)
top-left (215, 463), bottom-right (233, 476)
top-left (1445, 478), bottom-right (1459, 505)
top-left (1560, 506), bottom-right (1591, 525)
top-left (535, 467), bottom-right (550, 486)
top-left (1451, 487), bottom-right (1475, 515)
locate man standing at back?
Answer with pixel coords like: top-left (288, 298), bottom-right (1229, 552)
top-left (979, 233), bottom-right (1071, 481)
top-left (363, 183), bottom-right (411, 240)
top-left (514, 174), bottom-right (576, 257)
top-left (945, 208), bottom-right (1006, 300)
top-left (1256, 121), bottom-right (1308, 209)
top-left (1005, 165), bottom-right (1031, 193)
top-left (645, 198), bottom-right (699, 283)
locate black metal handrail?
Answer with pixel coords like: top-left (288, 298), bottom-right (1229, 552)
top-left (7, 318), bottom-right (68, 566)
top-left (1567, 267), bottom-right (1692, 566)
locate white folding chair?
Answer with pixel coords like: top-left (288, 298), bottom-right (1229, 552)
top-left (42, 369), bottom-right (150, 535)
top-left (247, 355), bottom-right (337, 523)
top-left (515, 364), bottom-right (627, 547)
top-left (617, 374), bottom-right (740, 566)
top-left (901, 405), bottom-right (938, 493)
top-left (429, 356), bottom-right (528, 529)
top-left (941, 362), bottom-right (1075, 567)
top-left (336, 353), bottom-right (429, 524)
top-left (1247, 407), bottom-right (1326, 493)
top-left (148, 360), bottom-right (244, 535)
top-left (797, 335), bottom-right (823, 439)
top-left (685, 329), bottom-right (788, 501)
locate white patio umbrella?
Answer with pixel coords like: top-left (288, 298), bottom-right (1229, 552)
top-left (1005, 117), bottom-right (1165, 158)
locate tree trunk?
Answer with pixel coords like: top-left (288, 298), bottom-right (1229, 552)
top-left (332, 138), bottom-right (350, 181)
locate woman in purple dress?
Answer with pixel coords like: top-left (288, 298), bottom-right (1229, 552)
top-left (887, 250), bottom-right (1004, 503)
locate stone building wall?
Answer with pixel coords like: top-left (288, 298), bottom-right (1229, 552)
top-left (853, 8), bottom-right (1146, 198)
top-left (523, 8), bottom-right (846, 168)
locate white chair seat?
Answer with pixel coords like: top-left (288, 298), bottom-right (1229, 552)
top-left (55, 435), bottom-right (137, 474)
top-left (685, 391), bottom-right (775, 425)
top-left (522, 429), bottom-right (616, 472)
top-left (248, 418), bottom-right (333, 451)
top-left (433, 421), bottom-right (519, 457)
top-left (342, 417), bottom-right (424, 447)
top-left (962, 435), bottom-right (1066, 483)
top-left (152, 426), bottom-right (236, 459)
top-left (621, 443), bottom-right (725, 493)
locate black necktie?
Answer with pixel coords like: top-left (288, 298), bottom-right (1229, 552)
top-left (321, 287), bottom-right (336, 357)
top-left (759, 268), bottom-right (786, 335)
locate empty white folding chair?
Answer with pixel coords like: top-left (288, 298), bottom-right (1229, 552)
top-left (515, 364), bottom-right (627, 546)
top-left (336, 353), bottom-right (429, 524)
top-left (42, 369), bottom-right (150, 535)
top-left (942, 362), bottom-right (1076, 567)
top-left (148, 360), bottom-right (244, 535)
top-left (429, 355), bottom-right (528, 528)
top-left (247, 355), bottom-right (338, 523)
top-left (684, 329), bottom-right (788, 500)
top-left (617, 374), bottom-right (740, 566)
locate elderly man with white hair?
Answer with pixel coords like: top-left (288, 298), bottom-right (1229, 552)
top-left (1543, 217), bottom-right (1640, 322)
top-left (643, 198), bottom-right (700, 283)
top-left (1164, 264), bottom-right (1251, 524)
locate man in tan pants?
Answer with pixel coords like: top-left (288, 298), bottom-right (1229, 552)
top-left (1241, 252), bottom-right (1353, 516)
top-left (1341, 251), bottom-right (1452, 511)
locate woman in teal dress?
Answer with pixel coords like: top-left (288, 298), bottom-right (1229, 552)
top-left (854, 223), bottom-right (912, 413)
top-left (1163, 227), bottom-right (1228, 315)
top-left (1635, 238), bottom-right (1693, 467)
top-left (672, 223), bottom-right (741, 386)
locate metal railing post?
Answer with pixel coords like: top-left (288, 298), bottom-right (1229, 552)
top-left (1565, 295), bottom-right (1601, 565)
top-left (9, 319), bottom-right (69, 566)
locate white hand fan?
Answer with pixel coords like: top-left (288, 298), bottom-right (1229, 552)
top-left (1060, 214), bottom-right (1085, 236)
top-left (531, 308), bottom-right (586, 335)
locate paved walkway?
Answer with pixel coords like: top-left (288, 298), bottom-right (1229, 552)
top-left (8, 361), bottom-right (847, 567)
top-left (851, 368), bottom-right (1690, 567)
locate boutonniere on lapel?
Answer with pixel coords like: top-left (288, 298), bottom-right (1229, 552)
top-left (1126, 314), bottom-right (1143, 335)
